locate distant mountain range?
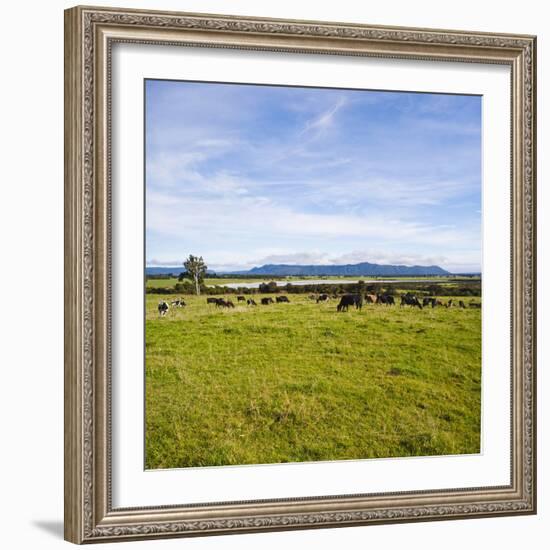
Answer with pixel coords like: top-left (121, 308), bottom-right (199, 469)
top-left (145, 262), bottom-right (452, 277)
top-left (145, 267), bottom-right (182, 276)
top-left (227, 262), bottom-right (451, 277)
top-left (145, 267), bottom-right (220, 276)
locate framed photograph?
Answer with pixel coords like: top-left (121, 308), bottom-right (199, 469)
top-left (64, 5), bottom-right (537, 544)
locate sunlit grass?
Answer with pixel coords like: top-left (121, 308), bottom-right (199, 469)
top-left (145, 293), bottom-right (481, 469)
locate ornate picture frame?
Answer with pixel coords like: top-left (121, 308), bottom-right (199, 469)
top-left (64, 5), bottom-right (536, 543)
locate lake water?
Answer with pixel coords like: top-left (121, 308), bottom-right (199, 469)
top-left (211, 278), bottom-right (454, 289)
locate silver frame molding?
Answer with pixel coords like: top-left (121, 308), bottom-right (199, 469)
top-left (64, 5), bottom-right (537, 544)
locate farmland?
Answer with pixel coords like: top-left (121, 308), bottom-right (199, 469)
top-left (145, 291), bottom-right (482, 469)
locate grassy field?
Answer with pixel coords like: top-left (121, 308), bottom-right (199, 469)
top-left (145, 293), bottom-right (481, 469)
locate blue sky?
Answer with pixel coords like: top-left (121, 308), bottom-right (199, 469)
top-left (145, 79), bottom-right (481, 273)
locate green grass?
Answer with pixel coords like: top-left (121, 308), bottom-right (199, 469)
top-left (145, 294), bottom-right (481, 469)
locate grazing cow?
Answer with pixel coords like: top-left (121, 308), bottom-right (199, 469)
top-left (247, 299), bottom-right (257, 306)
top-left (423, 297), bottom-right (438, 308)
top-left (276, 296), bottom-right (290, 303)
top-left (157, 301), bottom-right (169, 316)
top-left (237, 296), bottom-right (246, 302)
top-left (435, 300), bottom-right (444, 307)
top-left (469, 302), bottom-right (481, 308)
top-left (446, 299), bottom-right (453, 308)
top-left (337, 294), bottom-right (363, 312)
top-left (400, 294), bottom-right (423, 309)
top-left (215, 298), bottom-right (234, 308)
top-left (261, 297), bottom-right (274, 305)
top-left (206, 297), bottom-right (219, 305)
top-left (365, 293), bottom-right (377, 304)
top-left (377, 293), bottom-right (395, 305)
top-left (316, 294), bottom-right (330, 303)
top-left (459, 300), bottom-right (466, 309)
top-left (171, 298), bottom-right (186, 307)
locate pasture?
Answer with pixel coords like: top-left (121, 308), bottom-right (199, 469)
top-left (145, 293), bottom-right (481, 469)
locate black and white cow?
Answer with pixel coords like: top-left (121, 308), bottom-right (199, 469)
top-left (400, 294), bottom-right (423, 309)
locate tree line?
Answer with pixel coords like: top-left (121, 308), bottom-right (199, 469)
top-left (147, 280), bottom-right (481, 297)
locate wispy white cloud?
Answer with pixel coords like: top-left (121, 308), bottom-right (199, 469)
top-left (145, 81), bottom-right (482, 274)
top-left (146, 190), bottom-right (479, 251)
top-left (300, 96), bottom-right (347, 138)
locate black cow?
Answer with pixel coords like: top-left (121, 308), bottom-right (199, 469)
top-left (337, 294), bottom-right (363, 312)
top-left (316, 294), bottom-right (330, 303)
top-left (261, 297), bottom-right (274, 305)
top-left (157, 301), bottom-right (169, 316)
top-left (206, 297), bottom-right (219, 305)
top-left (276, 296), bottom-right (290, 303)
top-left (215, 298), bottom-right (235, 308)
top-left (237, 296), bottom-right (246, 302)
top-left (459, 300), bottom-right (466, 309)
top-left (377, 293), bottom-right (395, 305)
top-left (400, 294), bottom-right (423, 309)
top-left (247, 299), bottom-right (257, 306)
top-left (423, 297), bottom-right (438, 308)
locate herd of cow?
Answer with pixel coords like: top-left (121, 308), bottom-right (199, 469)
top-left (156, 293), bottom-right (481, 316)
top-left (331, 293), bottom-right (478, 312)
top-left (205, 296), bottom-right (291, 308)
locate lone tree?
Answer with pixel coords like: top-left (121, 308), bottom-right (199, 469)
top-left (180, 255), bottom-right (207, 295)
